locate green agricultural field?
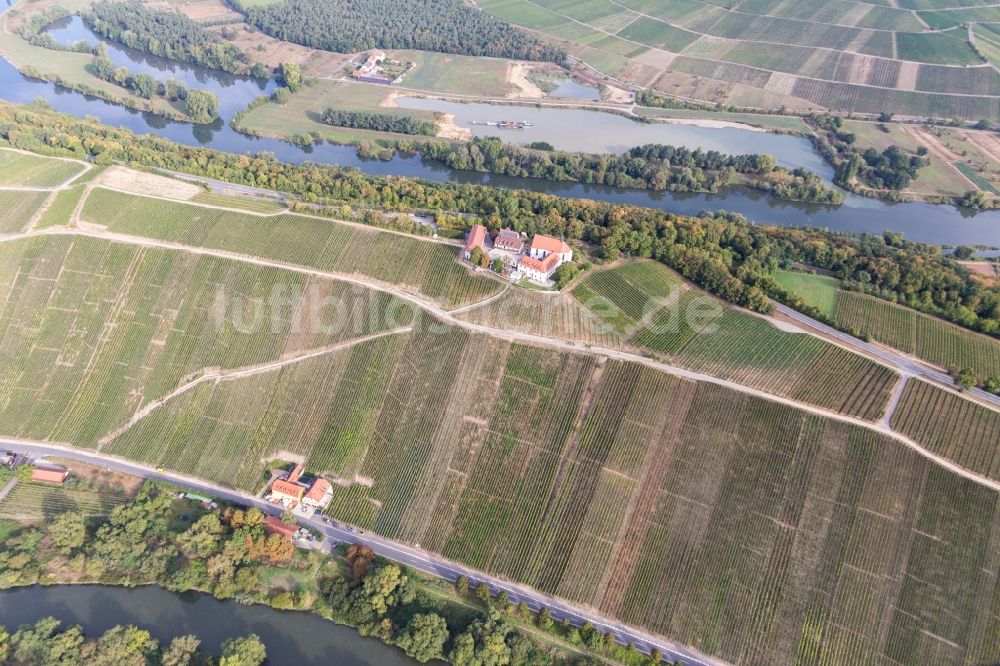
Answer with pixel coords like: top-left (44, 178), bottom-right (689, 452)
top-left (34, 186), bottom-right (85, 229)
top-left (0, 234), bottom-right (414, 447)
top-left (773, 269), bottom-right (839, 316)
top-left (571, 260), bottom-right (683, 331)
top-left (892, 379), bottom-right (1000, 480)
top-left (235, 80), bottom-right (441, 147)
top-left (0, 149), bottom-right (85, 187)
top-left (629, 290), bottom-right (897, 420)
top-left (834, 291), bottom-right (1000, 378)
top-left (0, 482), bottom-right (129, 519)
top-left (397, 51), bottom-right (514, 97)
top-left (0, 190), bottom-right (49, 233)
top-left (477, 0), bottom-right (1000, 120)
top-left (81, 188), bottom-right (502, 308)
top-left (98, 324), bottom-right (1000, 665)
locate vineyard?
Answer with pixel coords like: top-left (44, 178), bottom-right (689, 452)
top-left (571, 260), bottom-right (683, 332)
top-left (455, 287), bottom-right (624, 348)
top-left (81, 188), bottom-right (503, 308)
top-left (100, 324), bottom-right (1000, 665)
top-left (0, 482), bottom-right (129, 519)
top-left (0, 234), bottom-right (413, 447)
top-left (34, 186), bottom-right (85, 229)
top-left (632, 291), bottom-right (897, 420)
top-left (834, 290), bottom-right (1000, 378)
top-left (476, 0), bottom-right (1000, 119)
top-left (0, 149), bottom-right (85, 187)
top-left (892, 379), bottom-right (1000, 480)
top-left (0, 190), bottom-right (49, 233)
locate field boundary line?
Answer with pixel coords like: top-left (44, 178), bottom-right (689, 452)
top-left (9, 227), bottom-right (1000, 496)
top-left (97, 326), bottom-right (413, 448)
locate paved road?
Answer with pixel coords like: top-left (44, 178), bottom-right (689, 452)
top-left (774, 303), bottom-right (1000, 409)
top-left (3, 440), bottom-right (722, 666)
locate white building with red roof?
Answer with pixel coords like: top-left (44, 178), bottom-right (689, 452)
top-left (518, 234), bottom-right (572, 282)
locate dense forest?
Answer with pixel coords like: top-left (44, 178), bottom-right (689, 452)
top-left (322, 109), bottom-right (436, 136)
top-left (4, 100), bottom-right (998, 337)
top-left (421, 137), bottom-right (843, 204)
top-left (810, 114), bottom-right (927, 192)
top-left (0, 617), bottom-right (266, 665)
top-left (233, 0), bottom-right (566, 63)
top-left (83, 1), bottom-right (249, 74)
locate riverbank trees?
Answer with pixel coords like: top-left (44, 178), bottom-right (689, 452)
top-left (2, 616), bottom-right (266, 665)
top-left (420, 137), bottom-right (843, 204)
top-left (84, 1), bottom-right (249, 74)
top-left (3, 100), bottom-right (997, 334)
top-left (321, 109), bottom-right (436, 136)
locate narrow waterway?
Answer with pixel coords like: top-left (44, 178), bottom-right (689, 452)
top-left (0, 585), bottom-right (418, 665)
top-left (0, 13), bottom-right (992, 245)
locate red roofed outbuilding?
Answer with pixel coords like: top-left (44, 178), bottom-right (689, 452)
top-left (31, 466), bottom-right (68, 485)
top-left (303, 478), bottom-right (333, 509)
top-left (464, 224), bottom-right (488, 259)
top-left (263, 515), bottom-right (297, 541)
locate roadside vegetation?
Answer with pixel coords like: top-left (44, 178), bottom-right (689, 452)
top-left (0, 481), bottom-right (664, 665)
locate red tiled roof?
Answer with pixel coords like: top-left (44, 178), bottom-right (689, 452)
top-left (271, 479), bottom-right (304, 500)
top-left (465, 224), bottom-right (487, 252)
top-left (263, 515), bottom-right (297, 539)
top-left (305, 479), bottom-right (332, 503)
top-left (31, 466), bottom-right (68, 484)
top-left (287, 463), bottom-right (303, 484)
top-left (520, 252), bottom-right (560, 274)
top-left (531, 235), bottom-right (571, 255)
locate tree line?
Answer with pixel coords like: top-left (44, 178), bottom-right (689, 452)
top-left (5, 99), bottom-right (999, 335)
top-left (321, 109), bottom-right (436, 136)
top-left (809, 114), bottom-right (927, 194)
top-left (0, 617), bottom-right (265, 665)
top-left (91, 55), bottom-right (219, 123)
top-left (18, 6), bottom-right (98, 55)
top-left (0, 479), bottom-right (668, 665)
top-left (83, 0), bottom-right (249, 74)
top-left (420, 137), bottom-right (843, 204)
top-left (232, 0), bottom-right (566, 63)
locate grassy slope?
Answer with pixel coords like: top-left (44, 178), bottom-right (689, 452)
top-left (773, 269), bottom-right (839, 316)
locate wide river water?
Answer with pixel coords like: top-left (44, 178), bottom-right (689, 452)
top-left (0, 14), bottom-right (993, 246)
top-left (0, 584), bottom-right (417, 665)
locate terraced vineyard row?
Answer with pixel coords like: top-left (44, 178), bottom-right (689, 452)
top-left (82, 188), bottom-right (502, 308)
top-left (571, 260), bottom-right (683, 332)
top-left (835, 290), bottom-right (1000, 379)
top-left (632, 291), bottom-right (897, 419)
top-left (101, 327), bottom-right (1000, 664)
top-left (892, 379), bottom-right (1000, 481)
top-left (0, 149), bottom-right (85, 187)
top-left (0, 190), bottom-right (48, 233)
top-left (455, 287), bottom-right (624, 348)
top-left (0, 482), bottom-right (128, 519)
top-left (0, 235), bottom-right (412, 447)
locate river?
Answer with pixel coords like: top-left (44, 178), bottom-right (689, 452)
top-left (0, 14), bottom-right (993, 245)
top-left (0, 584), bottom-right (417, 665)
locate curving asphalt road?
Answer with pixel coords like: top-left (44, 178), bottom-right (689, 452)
top-left (773, 303), bottom-right (1000, 409)
top-left (2, 439), bottom-right (724, 666)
